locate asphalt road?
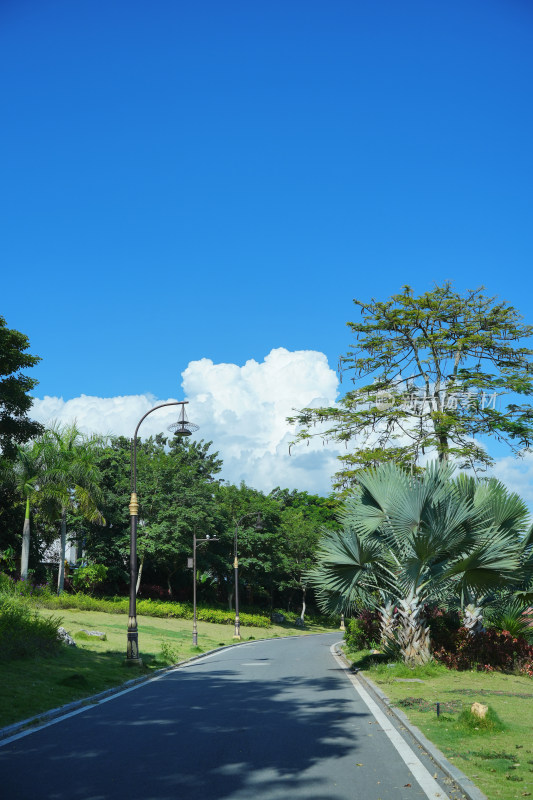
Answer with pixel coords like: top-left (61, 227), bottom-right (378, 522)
top-left (0, 633), bottom-right (453, 800)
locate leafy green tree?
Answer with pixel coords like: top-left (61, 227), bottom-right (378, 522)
top-left (277, 507), bottom-right (321, 622)
top-left (215, 482), bottom-right (285, 609)
top-left (289, 284), bottom-right (533, 489)
top-left (69, 435), bottom-right (132, 591)
top-left (268, 487), bottom-right (340, 527)
top-left (41, 422), bottom-right (106, 593)
top-left (309, 461), bottom-right (523, 664)
top-left (0, 315), bottom-right (43, 459)
top-left (74, 435), bottom-right (225, 599)
top-left (136, 436), bottom-right (223, 597)
top-left (267, 488), bottom-right (339, 618)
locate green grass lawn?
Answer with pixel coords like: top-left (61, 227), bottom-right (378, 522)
top-left (347, 649), bottom-right (533, 800)
top-left (0, 608), bottom-right (335, 730)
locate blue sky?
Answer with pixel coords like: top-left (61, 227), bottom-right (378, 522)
top-left (2, 0), bottom-right (533, 494)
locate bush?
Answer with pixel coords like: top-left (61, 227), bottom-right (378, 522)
top-left (0, 594), bottom-right (61, 661)
top-left (0, 572), bottom-right (51, 599)
top-left (344, 619), bottom-right (367, 650)
top-left (71, 563), bottom-right (108, 594)
top-left (433, 627), bottom-right (533, 672)
top-left (34, 592), bottom-right (273, 628)
top-left (160, 639), bottom-right (181, 664)
top-left (345, 610), bottom-right (380, 651)
top-left (426, 606), bottom-right (461, 651)
top-left (457, 705), bottom-right (505, 733)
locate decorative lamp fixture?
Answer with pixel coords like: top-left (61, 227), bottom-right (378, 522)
top-left (168, 405), bottom-right (199, 437)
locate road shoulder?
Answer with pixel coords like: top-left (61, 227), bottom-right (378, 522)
top-left (332, 642), bottom-right (487, 800)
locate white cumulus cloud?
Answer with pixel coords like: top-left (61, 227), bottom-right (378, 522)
top-left (490, 452), bottom-right (533, 508)
top-left (31, 348), bottom-right (343, 495)
top-left (30, 346), bottom-right (533, 505)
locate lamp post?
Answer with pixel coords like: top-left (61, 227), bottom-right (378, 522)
top-left (127, 402), bottom-right (198, 665)
top-left (233, 512), bottom-right (263, 640)
top-left (191, 533), bottom-right (218, 646)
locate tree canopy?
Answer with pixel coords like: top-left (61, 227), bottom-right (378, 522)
top-left (289, 284), bottom-right (533, 489)
top-left (0, 315), bottom-right (43, 459)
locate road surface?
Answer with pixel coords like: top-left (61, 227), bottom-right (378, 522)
top-left (0, 632), bottom-right (455, 799)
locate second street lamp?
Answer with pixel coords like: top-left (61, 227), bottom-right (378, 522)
top-left (233, 512), bottom-right (263, 640)
top-left (191, 533), bottom-right (218, 646)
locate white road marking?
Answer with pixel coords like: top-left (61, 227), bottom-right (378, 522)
top-left (330, 643), bottom-right (449, 800)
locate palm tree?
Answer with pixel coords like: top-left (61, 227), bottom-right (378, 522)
top-left (309, 461), bottom-right (523, 664)
top-left (452, 474), bottom-right (532, 634)
top-left (41, 422), bottom-right (105, 593)
top-left (0, 440), bottom-right (46, 580)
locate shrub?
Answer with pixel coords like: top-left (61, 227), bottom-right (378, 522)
top-left (71, 564), bottom-right (108, 594)
top-left (457, 705), bottom-right (505, 733)
top-left (344, 619), bottom-right (366, 650)
top-left (0, 572), bottom-right (15, 595)
top-left (426, 606), bottom-right (460, 651)
top-left (486, 600), bottom-right (533, 644)
top-left (0, 594), bottom-right (61, 660)
top-left (433, 627), bottom-right (533, 672)
top-left (345, 610), bottom-right (380, 651)
top-left (137, 584), bottom-right (168, 600)
top-left (0, 572), bottom-right (51, 599)
top-left (160, 639), bottom-right (181, 664)
top-left (33, 592), bottom-right (273, 628)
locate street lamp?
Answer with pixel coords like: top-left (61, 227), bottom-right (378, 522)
top-left (126, 401), bottom-right (198, 665)
top-left (191, 533), bottom-right (218, 647)
top-left (233, 512), bottom-right (263, 640)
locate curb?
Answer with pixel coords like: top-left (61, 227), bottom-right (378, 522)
top-left (333, 644), bottom-right (488, 800)
top-left (0, 631), bottom-right (335, 743)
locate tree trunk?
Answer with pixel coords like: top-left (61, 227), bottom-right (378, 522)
top-left (20, 497), bottom-right (31, 581)
top-left (300, 586), bottom-right (306, 624)
top-left (57, 508), bottom-right (67, 594)
top-left (463, 602), bottom-right (485, 636)
top-left (166, 575), bottom-right (173, 599)
top-left (396, 591), bottom-right (432, 665)
top-left (228, 588), bottom-right (234, 611)
top-left (379, 600), bottom-right (397, 649)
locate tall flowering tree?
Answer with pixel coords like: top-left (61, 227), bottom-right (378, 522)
top-left (289, 284), bottom-right (533, 490)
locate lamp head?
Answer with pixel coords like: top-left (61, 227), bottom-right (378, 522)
top-left (168, 405), bottom-right (199, 438)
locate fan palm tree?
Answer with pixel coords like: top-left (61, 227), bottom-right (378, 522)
top-left (452, 474), bottom-right (532, 634)
top-left (309, 461), bottom-right (523, 664)
top-left (41, 422), bottom-right (105, 593)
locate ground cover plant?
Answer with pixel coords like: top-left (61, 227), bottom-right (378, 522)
top-left (0, 572), bottom-right (61, 661)
top-left (0, 605), bottom-right (335, 729)
top-left (346, 647), bottom-right (533, 800)
top-left (27, 586), bottom-right (335, 628)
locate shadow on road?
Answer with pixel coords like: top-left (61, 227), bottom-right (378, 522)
top-left (0, 645), bottom-right (370, 800)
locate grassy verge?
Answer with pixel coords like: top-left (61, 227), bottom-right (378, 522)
top-left (0, 607), bottom-right (334, 729)
top-left (346, 648), bottom-right (533, 800)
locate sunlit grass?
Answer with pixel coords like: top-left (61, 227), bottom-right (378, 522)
top-left (346, 647), bottom-right (533, 800)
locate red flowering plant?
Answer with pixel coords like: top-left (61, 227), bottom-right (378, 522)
top-left (433, 627), bottom-right (533, 672)
top-left (344, 609), bottom-right (381, 651)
